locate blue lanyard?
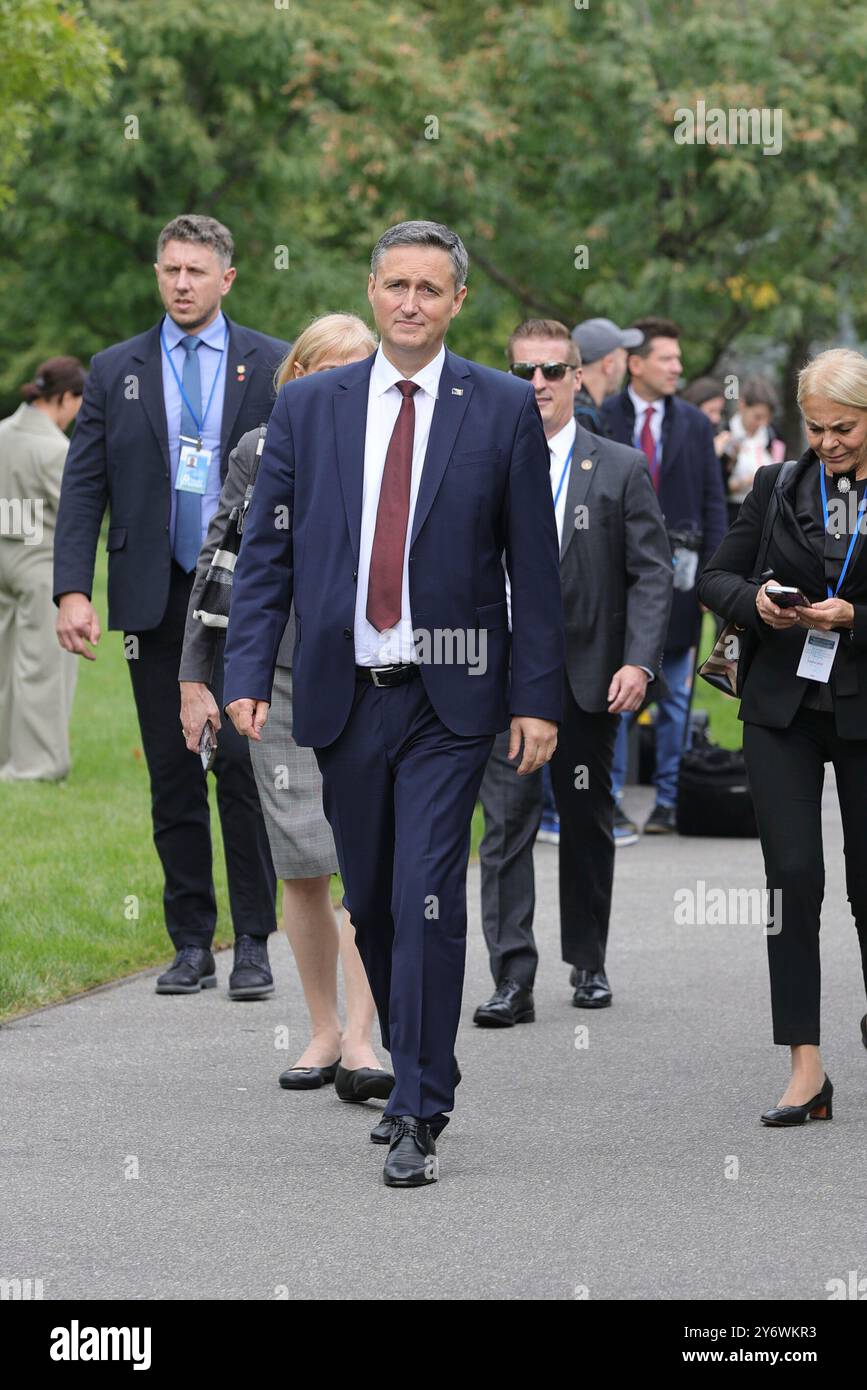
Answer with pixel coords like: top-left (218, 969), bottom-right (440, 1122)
top-left (818, 467), bottom-right (867, 598)
top-left (160, 322), bottom-right (227, 444)
top-left (552, 441), bottom-right (575, 509)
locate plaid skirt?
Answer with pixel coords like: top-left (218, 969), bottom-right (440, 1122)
top-left (247, 664), bottom-right (338, 879)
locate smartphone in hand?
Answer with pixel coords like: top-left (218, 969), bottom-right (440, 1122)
top-left (198, 719), bottom-right (217, 772)
top-left (766, 584), bottom-right (808, 609)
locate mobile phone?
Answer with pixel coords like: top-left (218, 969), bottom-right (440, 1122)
top-left (766, 584), bottom-right (808, 609)
top-left (198, 719), bottom-right (217, 772)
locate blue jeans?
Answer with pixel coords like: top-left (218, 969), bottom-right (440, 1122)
top-left (611, 647), bottom-right (694, 808)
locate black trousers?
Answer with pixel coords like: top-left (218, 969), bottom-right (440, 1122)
top-left (743, 708), bottom-right (867, 1044)
top-left (478, 677), bottom-right (619, 985)
top-left (126, 562), bottom-right (277, 949)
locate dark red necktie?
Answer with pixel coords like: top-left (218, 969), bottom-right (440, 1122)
top-left (640, 404), bottom-right (659, 490)
top-left (366, 379), bottom-right (420, 633)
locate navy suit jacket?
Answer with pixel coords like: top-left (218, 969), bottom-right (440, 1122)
top-left (223, 347), bottom-right (565, 747)
top-left (53, 315), bottom-right (289, 632)
top-left (601, 390), bottom-right (727, 650)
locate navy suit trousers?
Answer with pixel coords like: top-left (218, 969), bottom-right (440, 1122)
top-left (315, 676), bottom-right (494, 1126)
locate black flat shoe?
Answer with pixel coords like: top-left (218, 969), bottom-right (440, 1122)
top-left (335, 1064), bottom-right (395, 1103)
top-left (861, 1014), bottom-right (867, 1050)
top-left (760, 1074), bottom-right (833, 1126)
top-left (571, 967), bottom-right (612, 1009)
top-left (383, 1117), bottom-right (438, 1187)
top-left (278, 1059), bottom-right (340, 1090)
top-left (473, 978), bottom-right (535, 1027)
top-left (155, 946), bottom-right (217, 994)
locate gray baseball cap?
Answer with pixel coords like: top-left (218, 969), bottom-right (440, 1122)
top-left (571, 317), bottom-right (644, 365)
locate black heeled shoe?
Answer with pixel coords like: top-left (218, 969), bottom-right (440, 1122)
top-left (278, 1058), bottom-right (340, 1090)
top-left (760, 1074), bottom-right (833, 1126)
top-left (861, 1015), bottom-right (867, 1051)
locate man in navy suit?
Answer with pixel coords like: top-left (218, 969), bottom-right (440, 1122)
top-left (601, 317), bottom-right (727, 835)
top-left (54, 215), bottom-right (286, 998)
top-left (223, 220), bottom-right (564, 1187)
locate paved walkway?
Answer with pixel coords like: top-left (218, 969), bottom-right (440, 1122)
top-left (2, 783), bottom-right (865, 1300)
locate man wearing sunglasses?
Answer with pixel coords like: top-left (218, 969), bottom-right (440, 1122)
top-left (474, 319), bottom-right (672, 1022)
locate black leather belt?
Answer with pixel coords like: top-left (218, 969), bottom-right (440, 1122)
top-left (355, 663), bottom-right (421, 688)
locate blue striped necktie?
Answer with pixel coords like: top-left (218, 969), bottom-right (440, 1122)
top-left (173, 335), bottom-right (203, 571)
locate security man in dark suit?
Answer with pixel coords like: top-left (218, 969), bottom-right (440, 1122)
top-left (474, 320), bottom-right (672, 1020)
top-left (54, 214), bottom-right (286, 998)
top-left (602, 317), bottom-right (727, 838)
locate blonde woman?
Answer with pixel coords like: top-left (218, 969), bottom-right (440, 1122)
top-left (179, 314), bottom-right (394, 1100)
top-left (699, 348), bottom-right (867, 1126)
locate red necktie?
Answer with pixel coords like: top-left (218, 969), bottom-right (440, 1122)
top-left (640, 404), bottom-right (659, 490)
top-left (366, 379), bottom-right (420, 633)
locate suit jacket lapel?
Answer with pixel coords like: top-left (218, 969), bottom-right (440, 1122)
top-left (332, 356), bottom-right (375, 568)
top-left (133, 324), bottom-right (170, 472)
top-left (659, 396), bottom-right (684, 485)
top-left (410, 349), bottom-right (473, 547)
top-left (560, 424), bottom-right (599, 562)
top-left (220, 318), bottom-right (255, 464)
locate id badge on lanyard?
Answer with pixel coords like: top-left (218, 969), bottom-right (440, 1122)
top-left (799, 469), bottom-right (867, 682)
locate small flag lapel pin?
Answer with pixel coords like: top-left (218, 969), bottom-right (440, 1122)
top-left (451, 387), bottom-right (464, 396)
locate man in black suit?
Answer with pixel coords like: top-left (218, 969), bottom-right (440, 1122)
top-left (474, 319), bottom-right (672, 1021)
top-left (602, 317), bottom-right (727, 838)
top-left (54, 214), bottom-right (286, 997)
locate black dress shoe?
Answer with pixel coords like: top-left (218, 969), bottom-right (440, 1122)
top-left (760, 1074), bottom-right (833, 1126)
top-left (571, 967), bottom-right (612, 1008)
top-left (278, 1059), bottom-right (340, 1090)
top-left (335, 1064), bottom-right (395, 1103)
top-left (228, 934), bottom-right (274, 1000)
top-left (155, 946), bottom-right (216, 994)
top-left (370, 1058), bottom-right (461, 1143)
top-left (383, 1117), bottom-right (438, 1187)
top-left (644, 803), bottom-right (677, 834)
top-left (861, 1014), bottom-right (867, 1050)
top-left (473, 978), bottom-right (535, 1027)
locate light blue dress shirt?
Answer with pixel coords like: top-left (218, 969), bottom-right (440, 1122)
top-left (160, 310), bottom-right (228, 546)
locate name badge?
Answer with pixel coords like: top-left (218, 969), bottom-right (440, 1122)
top-left (796, 628), bottom-right (840, 683)
top-left (176, 444), bottom-right (212, 495)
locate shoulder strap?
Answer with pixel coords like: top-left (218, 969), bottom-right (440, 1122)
top-left (751, 459), bottom-right (797, 583)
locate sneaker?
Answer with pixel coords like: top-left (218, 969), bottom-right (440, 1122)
top-left (644, 803), bottom-right (677, 835)
top-left (537, 812), bottom-right (560, 846)
top-left (613, 806), bottom-right (639, 847)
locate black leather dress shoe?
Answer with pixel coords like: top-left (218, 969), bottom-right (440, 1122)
top-left (473, 978), bottom-right (535, 1027)
top-left (335, 1065), bottom-right (395, 1103)
top-left (370, 1058), bottom-right (460, 1143)
top-left (155, 946), bottom-right (216, 994)
top-left (383, 1117), bottom-right (438, 1187)
top-left (644, 803), bottom-right (677, 834)
top-left (228, 935), bottom-right (274, 1000)
top-left (861, 1014), bottom-right (867, 1050)
top-left (278, 1059), bottom-right (340, 1090)
top-left (571, 967), bottom-right (612, 1008)
top-left (760, 1075), bottom-right (833, 1126)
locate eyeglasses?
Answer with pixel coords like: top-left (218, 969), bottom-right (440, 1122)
top-left (509, 362), bottom-right (575, 382)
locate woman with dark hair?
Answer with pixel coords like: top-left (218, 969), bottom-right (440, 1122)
top-left (0, 356), bottom-right (85, 780)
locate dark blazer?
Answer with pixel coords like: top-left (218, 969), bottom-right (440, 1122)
top-left (698, 454), bottom-right (867, 740)
top-left (53, 316), bottom-right (289, 631)
top-left (178, 426), bottom-right (294, 685)
top-left (602, 389), bottom-right (727, 650)
top-left (223, 347), bottom-right (565, 747)
top-left (560, 424), bottom-right (672, 712)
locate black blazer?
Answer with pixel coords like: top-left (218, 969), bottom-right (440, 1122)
top-left (602, 390), bottom-right (727, 650)
top-left (53, 316), bottom-right (289, 632)
top-left (698, 454), bottom-right (867, 739)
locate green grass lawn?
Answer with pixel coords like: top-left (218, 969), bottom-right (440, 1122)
top-left (0, 549), bottom-right (730, 1022)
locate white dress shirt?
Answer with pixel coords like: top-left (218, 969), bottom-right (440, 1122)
top-left (628, 384), bottom-right (663, 469)
top-left (548, 416), bottom-right (577, 546)
top-left (354, 344), bottom-right (445, 666)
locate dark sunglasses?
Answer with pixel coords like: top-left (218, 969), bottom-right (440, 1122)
top-left (509, 361), bottom-right (575, 382)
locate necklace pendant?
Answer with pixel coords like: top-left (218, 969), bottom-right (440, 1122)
top-left (837, 476), bottom-right (851, 493)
